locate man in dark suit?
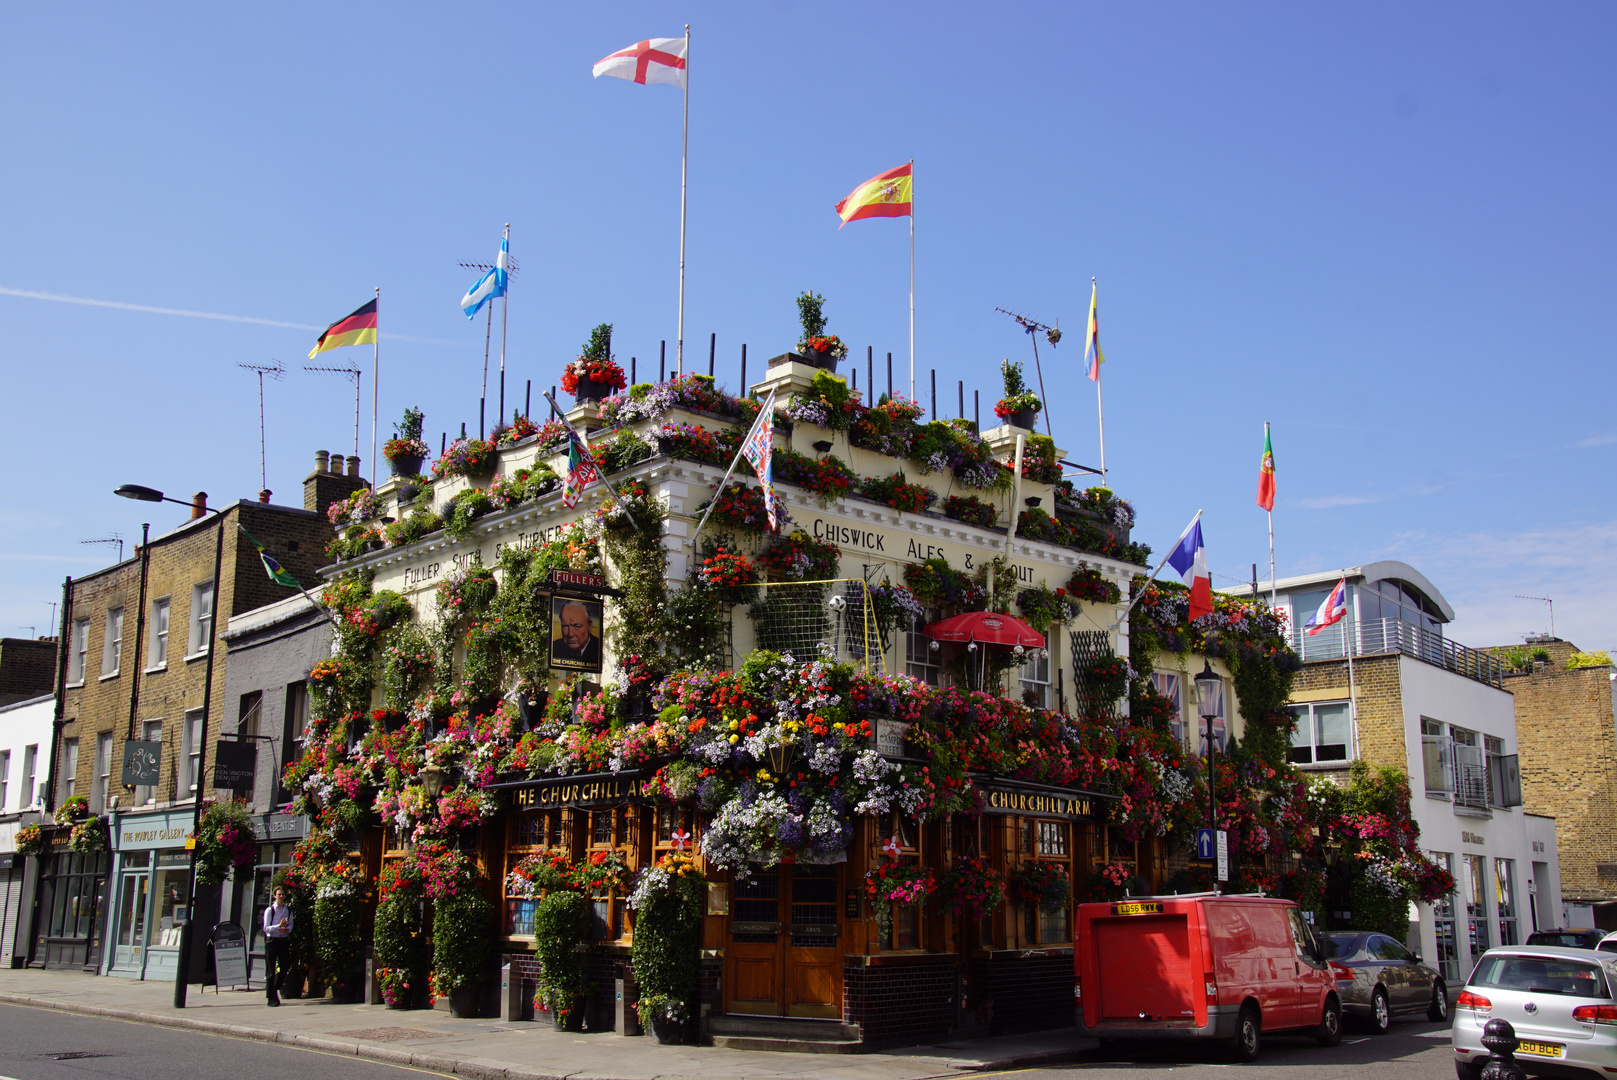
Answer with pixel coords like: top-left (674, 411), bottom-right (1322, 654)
top-left (552, 600), bottom-right (602, 667)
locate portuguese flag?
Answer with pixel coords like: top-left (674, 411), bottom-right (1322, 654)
top-left (834, 162), bottom-right (913, 228)
top-left (308, 298), bottom-right (377, 358)
top-left (1256, 422), bottom-right (1276, 512)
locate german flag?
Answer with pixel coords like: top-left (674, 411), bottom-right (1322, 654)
top-left (308, 298), bottom-right (377, 358)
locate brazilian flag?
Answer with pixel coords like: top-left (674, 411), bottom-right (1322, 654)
top-left (239, 525), bottom-right (300, 589)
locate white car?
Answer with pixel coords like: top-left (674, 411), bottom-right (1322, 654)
top-left (1452, 946), bottom-right (1617, 1079)
top-left (1597, 932), bottom-right (1617, 955)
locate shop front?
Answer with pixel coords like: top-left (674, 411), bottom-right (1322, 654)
top-left (103, 808), bottom-right (197, 980)
top-left (29, 825), bottom-right (109, 970)
top-left (243, 810), bottom-right (309, 985)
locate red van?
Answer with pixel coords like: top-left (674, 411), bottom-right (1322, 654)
top-left (1075, 894), bottom-right (1341, 1060)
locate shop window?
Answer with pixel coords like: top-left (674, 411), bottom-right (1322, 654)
top-left (1153, 671), bottom-right (1186, 746)
top-left (1496, 858), bottom-right (1518, 947)
top-left (878, 812), bottom-right (923, 951)
top-left (152, 850), bottom-right (192, 947)
top-left (1466, 853), bottom-right (1490, 956)
top-left (587, 807), bottom-right (634, 941)
top-left (1018, 651), bottom-right (1051, 709)
top-left (1287, 701), bottom-right (1349, 765)
top-left (1021, 818), bottom-right (1073, 944)
top-left (904, 615), bottom-right (941, 686)
top-left (1430, 851), bottom-right (1459, 982)
top-left (654, 805), bottom-right (697, 859)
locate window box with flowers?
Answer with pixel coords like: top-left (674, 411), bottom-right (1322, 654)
top-left (698, 481), bottom-right (789, 536)
top-left (774, 448), bottom-right (855, 504)
top-left (994, 360), bottom-right (1042, 429)
top-left (943, 494), bottom-right (999, 529)
top-left (432, 438), bottom-right (497, 480)
top-left (384, 406), bottom-right (430, 476)
top-left (855, 472), bottom-right (937, 514)
top-left (562, 323), bottom-right (628, 403)
top-left (864, 859), bottom-right (935, 940)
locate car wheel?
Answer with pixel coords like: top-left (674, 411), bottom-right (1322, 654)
top-left (1367, 987), bottom-right (1391, 1034)
top-left (1231, 1004), bottom-right (1262, 1062)
top-left (1428, 982), bottom-right (1450, 1023)
top-left (1454, 1057), bottom-right (1484, 1080)
top-left (1315, 995), bottom-right (1343, 1047)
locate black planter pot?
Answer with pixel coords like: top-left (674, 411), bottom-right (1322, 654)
top-left (575, 378), bottom-right (611, 403)
top-left (1010, 406), bottom-right (1038, 430)
top-left (650, 1015), bottom-right (684, 1044)
top-left (517, 692), bottom-right (549, 731)
top-left (448, 985), bottom-right (480, 1018)
top-left (389, 453), bottom-right (423, 477)
top-left (801, 348), bottom-right (839, 373)
top-left (545, 1002), bottom-right (585, 1031)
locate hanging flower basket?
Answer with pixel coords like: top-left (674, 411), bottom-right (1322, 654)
top-left (1009, 860), bottom-right (1071, 914)
top-left (863, 860), bottom-right (935, 935)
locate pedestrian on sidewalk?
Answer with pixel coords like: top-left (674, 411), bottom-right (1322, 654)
top-left (262, 885), bottom-right (293, 1007)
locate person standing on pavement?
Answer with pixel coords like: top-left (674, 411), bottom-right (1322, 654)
top-left (263, 885), bottom-right (293, 1006)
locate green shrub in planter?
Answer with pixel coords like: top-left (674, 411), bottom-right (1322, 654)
top-left (431, 890), bottom-right (491, 998)
top-left (629, 854), bottom-right (706, 1027)
top-left (373, 861), bottom-right (429, 1007)
top-left (532, 889), bottom-right (590, 1025)
top-left (313, 871), bottom-right (366, 997)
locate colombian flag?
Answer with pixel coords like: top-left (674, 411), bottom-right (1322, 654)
top-left (834, 163), bottom-right (913, 228)
top-left (308, 299), bottom-right (378, 359)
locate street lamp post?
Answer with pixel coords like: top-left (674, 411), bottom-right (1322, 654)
top-left (1194, 660), bottom-right (1224, 891)
top-left (116, 484), bottom-right (226, 1010)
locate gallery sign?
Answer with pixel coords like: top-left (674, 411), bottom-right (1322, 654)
top-left (114, 809), bottom-right (197, 852)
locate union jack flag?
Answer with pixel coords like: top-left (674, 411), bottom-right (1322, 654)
top-left (562, 429), bottom-right (599, 509)
top-left (739, 392), bottom-right (777, 529)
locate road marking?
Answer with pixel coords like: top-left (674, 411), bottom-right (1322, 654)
top-left (1343, 1037), bottom-right (1370, 1044)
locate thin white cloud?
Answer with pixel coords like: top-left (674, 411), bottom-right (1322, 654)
top-left (0, 286), bottom-right (467, 347)
top-left (1298, 494), bottom-right (1381, 509)
top-left (1575, 432), bottom-right (1617, 449)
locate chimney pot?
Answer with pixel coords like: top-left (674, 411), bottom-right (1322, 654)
top-left (191, 492), bottom-right (208, 520)
top-left (315, 450), bottom-right (330, 473)
top-left (258, 489), bottom-right (272, 504)
top-left (332, 451), bottom-right (344, 471)
top-left (346, 455), bottom-right (361, 478)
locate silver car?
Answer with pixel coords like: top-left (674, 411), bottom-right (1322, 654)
top-left (1452, 946), bottom-right (1617, 1080)
top-left (1322, 931), bottom-right (1449, 1033)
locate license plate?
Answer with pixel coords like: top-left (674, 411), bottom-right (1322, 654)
top-left (1516, 1040), bottom-right (1564, 1059)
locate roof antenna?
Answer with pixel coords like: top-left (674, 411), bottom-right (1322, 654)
top-left (238, 360), bottom-right (285, 491)
top-left (994, 307), bottom-right (1060, 438)
top-left (1515, 594), bottom-right (1554, 639)
top-left (81, 533), bottom-right (124, 563)
top-left (304, 361), bottom-right (363, 459)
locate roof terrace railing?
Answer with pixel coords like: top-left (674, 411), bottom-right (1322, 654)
top-left (1289, 617), bottom-right (1505, 689)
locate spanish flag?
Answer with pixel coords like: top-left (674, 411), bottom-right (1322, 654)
top-left (308, 298), bottom-right (377, 358)
top-left (834, 163), bottom-right (912, 228)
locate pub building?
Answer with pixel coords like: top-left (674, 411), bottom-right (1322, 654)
top-left (326, 355), bottom-right (1243, 1048)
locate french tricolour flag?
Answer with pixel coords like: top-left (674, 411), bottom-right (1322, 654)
top-left (1165, 515), bottom-right (1214, 621)
top-left (1305, 578), bottom-right (1349, 636)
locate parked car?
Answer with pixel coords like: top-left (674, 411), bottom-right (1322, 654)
top-left (1597, 932), bottom-right (1617, 955)
top-left (1452, 945), bottom-right (1617, 1080)
top-left (1525, 928), bottom-right (1606, 949)
top-left (1075, 894), bottom-right (1341, 1062)
top-left (1320, 931), bottom-right (1449, 1032)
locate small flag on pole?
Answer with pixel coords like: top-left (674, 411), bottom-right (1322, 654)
top-left (307, 299), bottom-right (378, 359)
top-left (834, 163), bottom-right (913, 228)
top-left (562, 431), bottom-right (600, 509)
top-left (738, 392), bottom-right (777, 530)
top-left (460, 236), bottom-right (509, 319)
top-left (1256, 423), bottom-right (1276, 511)
top-left (593, 37), bottom-right (687, 87)
top-left (1084, 280), bottom-right (1104, 382)
top-left (238, 525), bottom-right (299, 589)
top-left (1305, 579), bottom-right (1349, 636)
top-left (1165, 515), bottom-right (1214, 621)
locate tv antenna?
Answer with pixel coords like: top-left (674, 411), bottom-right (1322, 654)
top-left (16, 626), bottom-right (34, 639)
top-left (44, 600), bottom-right (58, 630)
top-left (81, 533), bottom-right (125, 563)
top-left (238, 360), bottom-right (285, 491)
top-left (1516, 594), bottom-right (1555, 638)
top-left (994, 307), bottom-right (1060, 438)
top-left (304, 361), bottom-right (363, 458)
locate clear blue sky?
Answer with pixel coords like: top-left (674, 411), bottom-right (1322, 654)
top-left (2, 2), bottom-right (1612, 651)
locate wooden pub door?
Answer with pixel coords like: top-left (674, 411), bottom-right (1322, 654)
top-left (725, 863), bottom-right (843, 1018)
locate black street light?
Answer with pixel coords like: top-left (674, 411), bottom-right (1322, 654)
top-left (116, 483), bottom-right (226, 1010)
top-left (1194, 660), bottom-right (1224, 890)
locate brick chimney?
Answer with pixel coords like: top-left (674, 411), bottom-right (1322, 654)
top-left (258, 489), bottom-right (272, 504)
top-left (191, 492), bottom-right (208, 520)
top-left (304, 449), bottom-right (369, 517)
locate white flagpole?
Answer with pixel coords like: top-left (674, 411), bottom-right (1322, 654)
top-left (1343, 572), bottom-right (1359, 751)
top-left (1107, 509), bottom-right (1202, 632)
top-left (908, 158), bottom-right (915, 403)
top-left (1093, 276), bottom-right (1107, 486)
top-left (676, 25), bottom-right (689, 377)
top-left (499, 222), bottom-right (510, 423)
top-left (690, 389), bottom-right (776, 548)
top-left (371, 286), bottom-right (380, 488)
top-left (1266, 422), bottom-right (1277, 606)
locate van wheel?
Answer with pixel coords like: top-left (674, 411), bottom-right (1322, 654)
top-left (1367, 987), bottom-right (1391, 1034)
top-left (1428, 982), bottom-right (1450, 1023)
top-left (1231, 1005), bottom-right (1262, 1062)
top-left (1315, 995), bottom-right (1343, 1047)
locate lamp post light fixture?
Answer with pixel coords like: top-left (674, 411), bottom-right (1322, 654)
top-left (766, 739), bottom-right (797, 777)
top-left (420, 763), bottom-right (449, 800)
top-left (115, 483), bottom-right (226, 1010)
top-left (1193, 658), bottom-right (1224, 822)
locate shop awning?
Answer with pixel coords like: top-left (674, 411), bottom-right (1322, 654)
top-left (922, 611), bottom-right (1045, 649)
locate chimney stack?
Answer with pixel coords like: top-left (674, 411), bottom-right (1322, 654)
top-left (305, 448), bottom-right (370, 517)
top-left (191, 492), bottom-right (208, 520)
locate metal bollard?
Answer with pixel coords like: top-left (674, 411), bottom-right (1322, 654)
top-left (1480, 1018), bottom-right (1527, 1080)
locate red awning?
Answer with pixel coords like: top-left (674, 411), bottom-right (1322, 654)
top-left (922, 611), bottom-right (1046, 649)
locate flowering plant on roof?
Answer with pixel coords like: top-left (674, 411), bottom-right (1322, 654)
top-left (943, 494), bottom-right (998, 529)
top-left (993, 359), bottom-right (1042, 418)
top-left (795, 291), bottom-right (849, 359)
top-left (655, 422), bottom-right (730, 467)
top-left (326, 486), bottom-right (382, 527)
top-left (758, 531), bottom-right (840, 582)
top-left (773, 448), bottom-right (855, 503)
top-left (1018, 435), bottom-right (1063, 484)
top-left (786, 371), bottom-right (859, 432)
top-left (855, 472), bottom-right (937, 514)
top-left (563, 323), bottom-right (628, 394)
top-left (494, 412), bottom-right (540, 447)
top-left (431, 438), bottom-right (496, 479)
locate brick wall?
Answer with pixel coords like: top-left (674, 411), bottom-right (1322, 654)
top-left (970, 953), bottom-right (1075, 1034)
top-left (1488, 639), bottom-right (1617, 902)
top-left (0, 638), bottom-right (58, 705)
top-left (843, 957), bottom-right (957, 1047)
top-left (1291, 654), bottom-right (1405, 772)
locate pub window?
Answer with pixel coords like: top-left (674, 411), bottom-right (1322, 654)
top-left (1018, 650), bottom-right (1051, 708)
top-left (505, 810), bottom-right (566, 937)
top-left (904, 614), bottom-right (941, 686)
top-left (1020, 818), bottom-right (1073, 944)
top-left (653, 805), bottom-right (697, 859)
top-left (878, 812), bottom-right (923, 950)
top-left (586, 807), bottom-right (634, 942)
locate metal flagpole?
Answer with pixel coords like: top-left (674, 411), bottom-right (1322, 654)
top-left (481, 294), bottom-right (492, 412)
top-left (499, 223), bottom-right (510, 423)
top-left (1266, 423), bottom-right (1277, 606)
top-left (1093, 277), bottom-right (1106, 486)
top-left (676, 25), bottom-right (689, 376)
top-left (690, 389), bottom-right (776, 548)
top-left (1343, 571), bottom-right (1359, 750)
top-left (371, 287), bottom-right (380, 487)
top-left (909, 158), bottom-right (915, 403)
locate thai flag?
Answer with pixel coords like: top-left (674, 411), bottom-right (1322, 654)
top-left (1165, 515), bottom-right (1214, 621)
top-left (738, 391), bottom-right (778, 530)
top-left (460, 237), bottom-right (509, 319)
top-left (1306, 578), bottom-right (1349, 636)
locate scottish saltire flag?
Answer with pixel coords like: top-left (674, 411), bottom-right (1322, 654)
top-left (460, 237), bottom-right (509, 319)
top-left (1164, 514), bottom-right (1214, 621)
top-left (1306, 578), bottom-right (1349, 636)
top-left (738, 391), bottom-right (777, 530)
top-left (561, 431), bottom-right (600, 509)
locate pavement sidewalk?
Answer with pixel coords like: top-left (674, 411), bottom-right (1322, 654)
top-left (0, 968), bottom-right (1095, 1080)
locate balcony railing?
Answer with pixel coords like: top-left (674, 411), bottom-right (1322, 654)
top-left (1288, 617), bottom-right (1505, 689)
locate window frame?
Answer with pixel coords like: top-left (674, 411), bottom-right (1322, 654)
top-left (1022, 817), bottom-right (1073, 945)
top-left (20, 745), bottom-right (36, 809)
top-left (68, 619), bottom-right (89, 685)
top-left (61, 737), bottom-right (79, 801)
top-left (0, 749), bottom-right (11, 810)
top-left (1018, 650), bottom-right (1051, 709)
top-left (188, 580), bottom-right (215, 657)
top-left (585, 807), bottom-right (635, 943)
top-left (1153, 671), bottom-right (1186, 746)
top-left (1287, 699), bottom-right (1352, 766)
top-left (878, 811), bottom-right (924, 951)
top-left (101, 608), bottom-right (124, 678)
top-left (137, 719), bottom-right (163, 805)
top-left (182, 709), bottom-right (203, 795)
top-left (148, 597), bottom-right (171, 670)
top-left (92, 732), bottom-right (112, 814)
top-left (904, 613), bottom-right (942, 687)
